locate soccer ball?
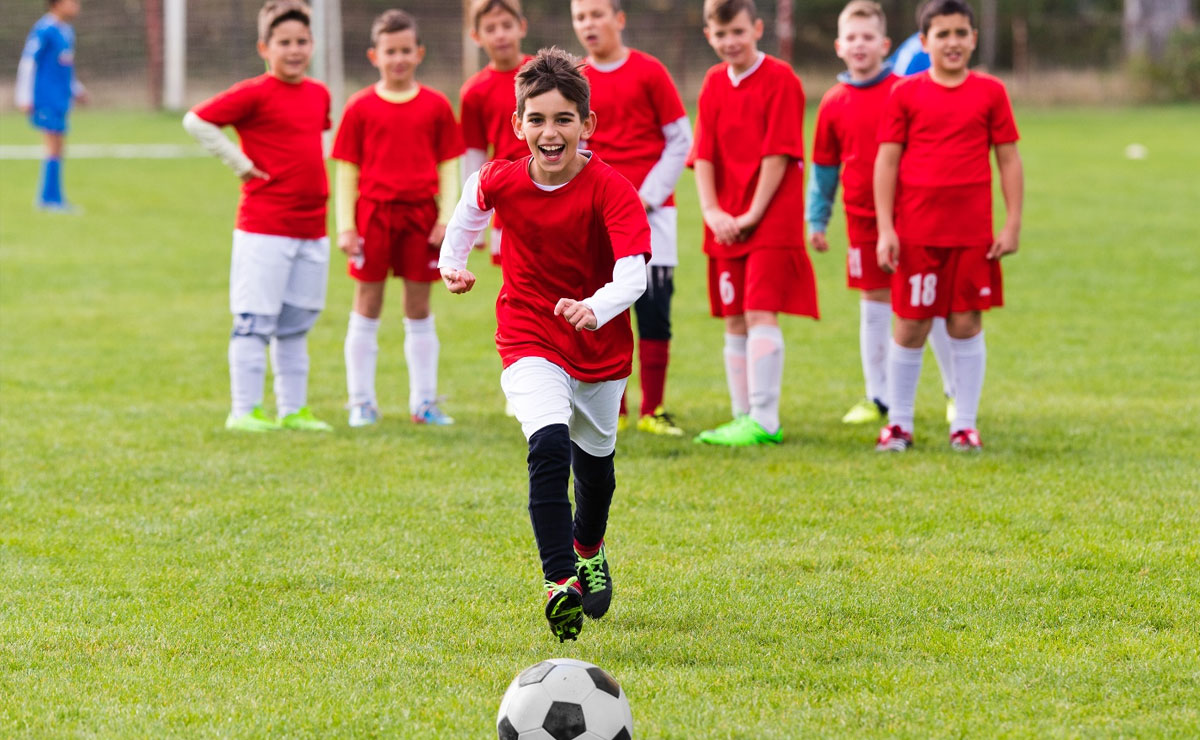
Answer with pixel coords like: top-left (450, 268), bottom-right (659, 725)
top-left (497, 658), bottom-right (634, 740)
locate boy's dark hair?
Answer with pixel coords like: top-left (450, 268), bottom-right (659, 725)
top-left (471, 0), bottom-right (524, 30)
top-left (372, 9), bottom-right (419, 44)
top-left (257, 0), bottom-right (311, 43)
top-left (704, 0), bottom-right (758, 24)
top-left (515, 47), bottom-right (590, 119)
top-left (917, 0), bottom-right (975, 34)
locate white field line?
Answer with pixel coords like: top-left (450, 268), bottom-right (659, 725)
top-left (0, 144), bottom-right (206, 160)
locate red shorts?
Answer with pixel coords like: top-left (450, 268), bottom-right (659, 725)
top-left (707, 248), bottom-right (819, 319)
top-left (351, 198), bottom-right (440, 283)
top-left (892, 243), bottom-right (1003, 320)
top-left (845, 214), bottom-right (890, 291)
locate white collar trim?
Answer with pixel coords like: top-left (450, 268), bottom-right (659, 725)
top-left (727, 52), bottom-right (766, 87)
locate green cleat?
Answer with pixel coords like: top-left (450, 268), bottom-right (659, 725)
top-left (279, 406), bottom-right (333, 432)
top-left (694, 415), bottom-right (782, 446)
top-left (575, 544), bottom-right (613, 619)
top-left (225, 405), bottom-right (279, 432)
top-left (544, 577), bottom-right (584, 642)
top-left (945, 396), bottom-right (957, 425)
top-left (841, 398), bottom-right (885, 424)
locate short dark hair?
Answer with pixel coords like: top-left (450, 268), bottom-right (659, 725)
top-left (371, 9), bottom-right (418, 44)
top-left (471, 0), bottom-right (524, 30)
top-left (515, 47), bottom-right (590, 119)
top-left (257, 0), bottom-right (311, 43)
top-left (917, 0), bottom-right (976, 34)
top-left (704, 0), bottom-right (758, 24)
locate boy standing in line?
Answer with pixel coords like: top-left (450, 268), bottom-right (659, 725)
top-left (440, 49), bottom-right (650, 641)
top-left (874, 0), bottom-right (1023, 451)
top-left (571, 0), bottom-right (692, 437)
top-left (690, 0), bottom-right (818, 447)
top-left (184, 0), bottom-right (333, 432)
top-left (16, 0), bottom-right (88, 212)
top-left (333, 10), bottom-right (465, 428)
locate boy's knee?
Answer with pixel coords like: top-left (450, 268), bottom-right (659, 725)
top-left (571, 442), bottom-right (615, 487)
top-left (231, 313), bottom-right (277, 342)
top-left (894, 317), bottom-right (932, 348)
top-left (946, 311), bottom-right (982, 339)
top-left (276, 303), bottom-right (320, 339)
top-left (528, 424), bottom-right (572, 465)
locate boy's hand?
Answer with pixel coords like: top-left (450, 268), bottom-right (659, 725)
top-left (876, 229), bottom-right (900, 273)
top-left (554, 299), bottom-right (597, 331)
top-left (239, 166), bottom-right (269, 183)
top-left (428, 223), bottom-right (447, 247)
top-left (988, 223), bottom-right (1020, 260)
top-left (703, 207), bottom-right (741, 245)
top-left (810, 231), bottom-right (830, 253)
top-left (441, 267), bottom-right (476, 294)
top-left (733, 211), bottom-right (762, 239)
top-left (338, 229), bottom-right (363, 258)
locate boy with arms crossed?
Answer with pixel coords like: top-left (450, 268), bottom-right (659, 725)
top-left (690, 0), bottom-right (818, 447)
top-left (334, 10), bottom-right (465, 428)
top-left (571, 0), bottom-right (692, 437)
top-left (440, 49), bottom-right (650, 641)
top-left (184, 0), bottom-right (333, 432)
top-left (874, 0), bottom-right (1023, 451)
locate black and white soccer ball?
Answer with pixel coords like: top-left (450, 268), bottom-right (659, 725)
top-left (497, 658), bottom-right (634, 740)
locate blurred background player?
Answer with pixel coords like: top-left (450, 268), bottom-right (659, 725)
top-left (690, 0), bottom-right (818, 447)
top-left (891, 30), bottom-right (931, 74)
top-left (183, 0), bottom-right (333, 432)
top-left (571, 0), bottom-right (692, 437)
top-left (16, 0), bottom-right (88, 213)
top-left (874, 0), bottom-right (1023, 452)
top-left (333, 10), bottom-right (465, 428)
top-left (459, 0), bottom-right (533, 267)
top-left (440, 49), bottom-right (650, 641)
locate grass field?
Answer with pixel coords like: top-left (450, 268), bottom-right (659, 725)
top-left (2, 106), bottom-right (1199, 738)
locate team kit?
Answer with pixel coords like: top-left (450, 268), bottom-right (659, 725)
top-left (171, 0), bottom-right (1023, 639)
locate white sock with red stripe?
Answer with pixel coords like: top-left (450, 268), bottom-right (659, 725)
top-left (345, 311), bottom-right (379, 406)
top-left (860, 298), bottom-right (891, 406)
top-left (928, 317), bottom-right (955, 398)
top-left (887, 340), bottom-right (924, 434)
top-left (747, 325), bottom-right (784, 434)
top-left (404, 315), bottom-right (439, 414)
top-left (949, 332), bottom-right (986, 434)
top-left (723, 332), bottom-right (749, 418)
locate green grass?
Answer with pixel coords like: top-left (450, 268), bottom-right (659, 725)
top-left (2, 106), bottom-right (1199, 738)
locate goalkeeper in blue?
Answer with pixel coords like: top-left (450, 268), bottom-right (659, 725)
top-left (15, 0), bottom-right (88, 212)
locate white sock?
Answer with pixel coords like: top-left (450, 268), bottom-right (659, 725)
top-left (271, 334), bottom-right (309, 417)
top-left (345, 311), bottom-right (380, 406)
top-left (949, 331), bottom-right (986, 434)
top-left (228, 335), bottom-right (267, 416)
top-left (928, 316), bottom-right (955, 398)
top-left (723, 332), bottom-right (749, 418)
top-left (404, 315), bottom-right (439, 413)
top-left (887, 340), bottom-right (925, 434)
top-left (747, 325), bottom-right (785, 434)
top-left (860, 298), bottom-right (891, 406)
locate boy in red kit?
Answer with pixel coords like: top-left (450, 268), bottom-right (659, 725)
top-left (689, 0), bottom-right (818, 447)
top-left (333, 10), bottom-right (465, 428)
top-left (184, 0), bottom-right (333, 433)
top-left (874, 0), bottom-right (1023, 452)
top-left (571, 0), bottom-right (692, 437)
top-left (460, 0), bottom-right (533, 265)
top-left (440, 49), bottom-right (650, 641)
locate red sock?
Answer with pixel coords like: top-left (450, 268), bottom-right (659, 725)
top-left (550, 575), bottom-right (582, 596)
top-left (573, 539), bottom-right (602, 558)
top-left (618, 389), bottom-right (627, 417)
top-left (639, 339), bottom-right (670, 416)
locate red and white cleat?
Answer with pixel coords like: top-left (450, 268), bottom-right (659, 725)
top-left (875, 424), bottom-right (913, 452)
top-left (949, 428), bottom-right (983, 451)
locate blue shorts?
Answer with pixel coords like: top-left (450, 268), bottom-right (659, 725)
top-left (30, 108), bottom-right (68, 134)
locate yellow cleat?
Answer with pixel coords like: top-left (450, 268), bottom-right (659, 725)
top-left (616, 414), bottom-right (628, 433)
top-left (946, 396), bottom-right (957, 425)
top-left (841, 399), bottom-right (885, 424)
top-left (636, 406), bottom-right (684, 436)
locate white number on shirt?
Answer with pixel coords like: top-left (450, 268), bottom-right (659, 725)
top-left (718, 270), bottom-right (736, 306)
top-left (908, 273), bottom-right (938, 307)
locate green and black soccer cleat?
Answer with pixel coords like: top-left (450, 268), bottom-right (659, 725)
top-left (575, 545), bottom-right (613, 619)
top-left (544, 577), bottom-right (584, 642)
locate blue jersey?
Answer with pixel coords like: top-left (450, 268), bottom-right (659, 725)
top-left (890, 33), bottom-right (931, 76)
top-left (16, 14), bottom-right (78, 115)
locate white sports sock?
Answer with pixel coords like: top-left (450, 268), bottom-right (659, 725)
top-left (228, 335), bottom-right (267, 416)
top-left (887, 340), bottom-right (925, 434)
top-left (949, 331), bottom-right (986, 434)
top-left (271, 334), bottom-right (309, 417)
top-left (928, 316), bottom-right (955, 398)
top-left (860, 299), bottom-right (891, 406)
top-left (404, 315), bottom-right (439, 413)
top-left (723, 332), bottom-right (749, 418)
top-left (345, 311), bottom-right (380, 406)
top-left (747, 325), bottom-right (785, 434)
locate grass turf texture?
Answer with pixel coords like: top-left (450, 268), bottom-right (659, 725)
top-left (2, 106), bottom-right (1199, 738)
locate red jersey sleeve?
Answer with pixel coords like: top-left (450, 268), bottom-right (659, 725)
top-left (760, 67), bottom-right (806, 160)
top-left (686, 70), bottom-right (718, 167)
top-left (459, 83), bottom-right (488, 152)
top-left (435, 96), bottom-right (467, 162)
top-left (191, 77), bottom-right (259, 127)
top-left (330, 98), bottom-right (363, 165)
top-left (878, 80), bottom-right (911, 144)
top-left (988, 81), bottom-right (1020, 146)
top-left (601, 171), bottom-right (652, 262)
top-left (811, 92), bottom-right (841, 167)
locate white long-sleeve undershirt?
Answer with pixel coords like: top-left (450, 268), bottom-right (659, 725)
top-left (638, 116), bottom-right (692, 211)
top-left (182, 111), bottom-right (254, 177)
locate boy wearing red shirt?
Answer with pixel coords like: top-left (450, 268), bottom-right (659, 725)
top-left (874, 0), bottom-right (1023, 452)
top-left (333, 10), bottom-right (465, 428)
top-left (690, 0), bottom-right (818, 447)
top-left (571, 0), bottom-right (692, 437)
top-left (459, 0), bottom-right (533, 265)
top-left (440, 49), bottom-right (650, 641)
top-left (184, 0), bottom-right (333, 433)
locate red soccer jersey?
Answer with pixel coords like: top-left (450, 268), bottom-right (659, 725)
top-left (878, 71), bottom-right (1020, 247)
top-left (477, 155), bottom-right (651, 383)
top-left (192, 74), bottom-right (331, 239)
top-left (688, 55), bottom-right (807, 258)
top-left (332, 85), bottom-right (465, 204)
top-left (583, 49), bottom-right (687, 204)
top-left (812, 73), bottom-right (901, 220)
top-left (459, 56), bottom-right (533, 163)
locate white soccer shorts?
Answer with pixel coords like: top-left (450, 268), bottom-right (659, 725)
top-left (500, 356), bottom-right (627, 457)
top-left (229, 229), bottom-right (330, 315)
top-left (647, 205), bottom-right (678, 268)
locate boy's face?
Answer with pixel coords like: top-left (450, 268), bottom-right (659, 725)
top-left (471, 6), bottom-right (526, 68)
top-left (703, 10), bottom-right (764, 72)
top-left (52, 0), bottom-right (81, 21)
top-left (835, 16), bottom-right (890, 77)
top-left (258, 19), bottom-right (313, 83)
top-left (921, 13), bottom-right (977, 75)
top-left (512, 88), bottom-right (596, 183)
top-left (571, 0), bottom-right (624, 61)
top-left (369, 29), bottom-right (424, 87)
